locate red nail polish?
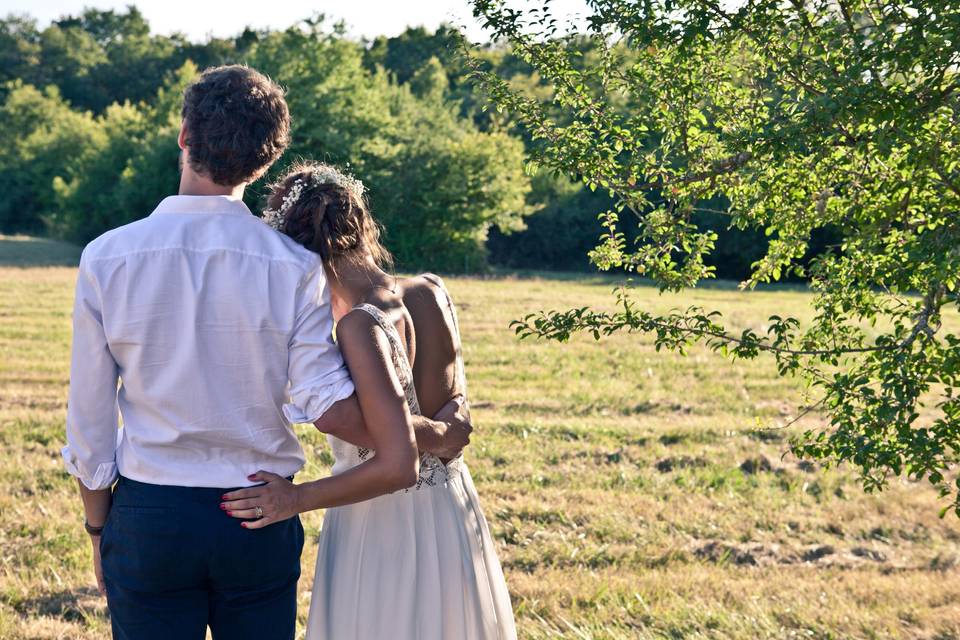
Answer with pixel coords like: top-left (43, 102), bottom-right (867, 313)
top-left (241, 522), bottom-right (247, 528)
top-left (221, 495), bottom-right (228, 500)
top-left (220, 504), bottom-right (226, 510)
top-left (227, 511), bottom-right (232, 516)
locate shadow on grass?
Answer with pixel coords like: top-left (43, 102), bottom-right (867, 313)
top-left (482, 267), bottom-right (812, 293)
top-left (0, 235), bottom-right (81, 267)
top-left (7, 585), bottom-right (106, 623)
top-left (0, 235), bottom-right (813, 296)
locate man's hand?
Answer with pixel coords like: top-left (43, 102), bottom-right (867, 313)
top-left (90, 535), bottom-right (105, 595)
top-left (76, 481), bottom-right (111, 597)
top-left (430, 395), bottom-right (472, 459)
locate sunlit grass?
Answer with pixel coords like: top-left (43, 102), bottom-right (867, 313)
top-left (1, 238), bottom-right (958, 639)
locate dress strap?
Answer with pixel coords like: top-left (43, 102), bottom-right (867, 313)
top-left (351, 303), bottom-right (404, 349)
top-left (420, 273), bottom-right (444, 288)
top-left (352, 302), bottom-right (389, 328)
top-left (350, 303), bottom-right (421, 416)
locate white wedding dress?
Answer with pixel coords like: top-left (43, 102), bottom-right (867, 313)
top-left (305, 279), bottom-right (517, 640)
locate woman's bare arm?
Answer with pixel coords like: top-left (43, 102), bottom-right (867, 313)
top-left (317, 277), bottom-right (471, 457)
top-left (315, 392), bottom-right (469, 456)
top-left (221, 312), bottom-right (419, 527)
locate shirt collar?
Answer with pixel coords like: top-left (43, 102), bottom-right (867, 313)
top-left (151, 195), bottom-right (253, 217)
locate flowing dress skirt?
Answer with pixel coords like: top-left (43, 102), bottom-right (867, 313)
top-left (305, 462), bottom-right (517, 640)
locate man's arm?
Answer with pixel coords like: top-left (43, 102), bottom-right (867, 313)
top-left (283, 266), bottom-right (356, 426)
top-left (62, 263), bottom-right (122, 489)
top-left (61, 259), bottom-right (121, 594)
top-left (315, 393), bottom-right (471, 459)
top-left (78, 481), bottom-right (111, 594)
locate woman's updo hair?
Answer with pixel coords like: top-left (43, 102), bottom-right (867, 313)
top-left (264, 161), bottom-right (392, 270)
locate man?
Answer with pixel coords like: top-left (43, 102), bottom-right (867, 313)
top-left (62, 65), bottom-right (469, 640)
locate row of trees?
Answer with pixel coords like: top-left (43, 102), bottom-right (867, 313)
top-left (1, 7), bottom-right (785, 274)
top-left (0, 11), bottom-right (531, 270)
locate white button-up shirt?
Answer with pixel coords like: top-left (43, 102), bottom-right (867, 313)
top-left (62, 195), bottom-right (355, 490)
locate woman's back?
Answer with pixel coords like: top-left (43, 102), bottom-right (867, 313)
top-left (401, 274), bottom-right (466, 418)
top-left (308, 274), bottom-right (517, 640)
top-left (326, 297), bottom-right (457, 490)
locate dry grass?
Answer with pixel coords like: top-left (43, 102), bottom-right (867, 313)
top-left (1, 237), bottom-right (958, 639)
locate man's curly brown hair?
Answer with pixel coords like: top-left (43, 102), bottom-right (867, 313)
top-left (181, 65), bottom-right (290, 186)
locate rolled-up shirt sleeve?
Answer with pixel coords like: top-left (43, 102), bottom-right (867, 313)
top-left (283, 265), bottom-right (355, 424)
top-left (61, 258), bottom-right (121, 490)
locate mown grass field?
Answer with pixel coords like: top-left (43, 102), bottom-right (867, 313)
top-left (1, 234), bottom-right (958, 639)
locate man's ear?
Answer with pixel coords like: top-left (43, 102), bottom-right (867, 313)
top-left (177, 121), bottom-right (188, 151)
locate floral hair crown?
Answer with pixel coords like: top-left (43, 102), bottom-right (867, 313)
top-left (262, 164), bottom-right (365, 231)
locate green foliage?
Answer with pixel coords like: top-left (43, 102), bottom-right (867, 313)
top-left (0, 13), bottom-right (532, 271)
top-left (47, 63), bottom-right (195, 242)
top-left (364, 25), bottom-right (462, 85)
top-left (408, 56), bottom-right (449, 99)
top-left (0, 8), bottom-right (232, 112)
top-left (0, 82), bottom-right (103, 233)
top-left (0, 16), bottom-right (41, 92)
top-left (470, 0), bottom-right (960, 513)
top-left (246, 21), bottom-right (532, 270)
top-left (488, 171), bottom-right (616, 271)
top-left (1, 8), bottom-right (802, 275)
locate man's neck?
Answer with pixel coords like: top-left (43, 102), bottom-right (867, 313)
top-left (179, 169), bottom-right (246, 199)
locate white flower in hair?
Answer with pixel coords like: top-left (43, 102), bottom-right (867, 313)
top-left (261, 165), bottom-right (365, 231)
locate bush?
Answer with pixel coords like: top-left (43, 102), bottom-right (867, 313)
top-left (248, 24), bottom-right (531, 271)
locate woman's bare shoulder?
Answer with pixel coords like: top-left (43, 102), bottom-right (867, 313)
top-left (402, 275), bottom-right (452, 324)
top-left (403, 276), bottom-right (456, 350)
top-left (403, 273), bottom-right (446, 299)
top-left (335, 307), bottom-right (381, 343)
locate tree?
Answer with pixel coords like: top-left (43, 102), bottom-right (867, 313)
top-left (363, 25), bottom-right (461, 85)
top-left (0, 16), bottom-right (41, 94)
top-left (468, 0), bottom-right (960, 513)
top-left (34, 23), bottom-right (107, 107)
top-left (54, 6), bottom-right (150, 47)
top-left (408, 56), bottom-right (449, 99)
top-left (0, 8), bottom-right (233, 113)
top-left (487, 171), bottom-right (615, 271)
top-left (56, 8), bottom-right (203, 112)
top-left (0, 82), bottom-right (103, 233)
top-left (248, 20), bottom-right (531, 271)
top-left (48, 62), bottom-right (196, 242)
top-left (0, 15), bottom-right (532, 264)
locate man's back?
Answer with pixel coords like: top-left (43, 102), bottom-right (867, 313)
top-left (63, 195), bottom-right (354, 489)
top-left (63, 65), bottom-right (324, 640)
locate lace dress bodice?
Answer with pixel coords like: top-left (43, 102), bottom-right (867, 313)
top-left (328, 284), bottom-right (463, 490)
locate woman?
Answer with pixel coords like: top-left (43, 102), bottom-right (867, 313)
top-left (222, 162), bottom-right (517, 639)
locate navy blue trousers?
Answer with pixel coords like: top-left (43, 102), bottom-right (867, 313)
top-left (101, 476), bottom-right (304, 640)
